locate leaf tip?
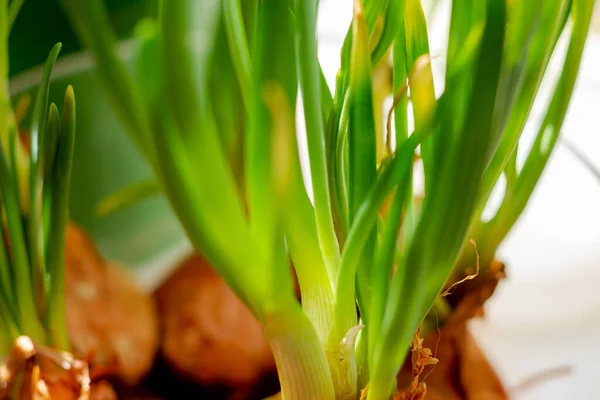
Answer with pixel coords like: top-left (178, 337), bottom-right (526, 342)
top-left (65, 85), bottom-right (74, 99)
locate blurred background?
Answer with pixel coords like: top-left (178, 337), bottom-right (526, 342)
top-left (8, 0), bottom-right (600, 398)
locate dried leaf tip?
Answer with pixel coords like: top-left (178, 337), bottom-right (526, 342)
top-left (441, 239), bottom-right (480, 297)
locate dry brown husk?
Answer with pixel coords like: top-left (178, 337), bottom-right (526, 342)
top-left (396, 260), bottom-right (508, 400)
top-left (0, 335), bottom-right (116, 400)
top-left (0, 224), bottom-right (159, 399)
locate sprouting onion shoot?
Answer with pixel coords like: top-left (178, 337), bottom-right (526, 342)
top-left (0, 2), bottom-right (77, 359)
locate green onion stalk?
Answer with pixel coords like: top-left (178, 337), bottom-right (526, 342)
top-left (0, 1), bottom-right (77, 360)
top-left (60, 0), bottom-right (595, 398)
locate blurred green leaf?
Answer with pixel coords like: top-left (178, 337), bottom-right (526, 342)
top-left (96, 179), bottom-right (160, 217)
top-left (488, 0), bottom-right (595, 249)
top-left (223, 0), bottom-right (252, 110)
top-left (60, 0), bottom-right (155, 163)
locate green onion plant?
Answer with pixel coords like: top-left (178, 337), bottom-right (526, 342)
top-left (0, 1), bottom-right (76, 358)
top-left (61, 0), bottom-right (595, 398)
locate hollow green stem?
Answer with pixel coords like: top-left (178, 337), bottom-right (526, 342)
top-left (263, 301), bottom-right (335, 400)
top-left (284, 136), bottom-right (336, 344)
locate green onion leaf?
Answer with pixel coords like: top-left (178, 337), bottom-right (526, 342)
top-left (29, 43), bottom-right (61, 314)
top-left (347, 0), bottom-right (378, 324)
top-left (223, 0), bottom-right (253, 110)
top-left (0, 134), bottom-right (45, 343)
top-left (60, 0), bottom-right (155, 165)
top-left (46, 86), bottom-right (76, 351)
top-left (487, 0), bottom-right (595, 250)
top-left (295, 0), bottom-right (341, 280)
top-left (404, 0), bottom-right (436, 192)
top-left (95, 179), bottom-right (161, 217)
top-left (136, 33), bottom-right (264, 314)
top-left (0, 198), bottom-right (15, 321)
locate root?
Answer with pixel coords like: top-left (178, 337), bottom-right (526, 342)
top-left (420, 307), bottom-right (442, 384)
top-left (441, 239), bottom-right (480, 297)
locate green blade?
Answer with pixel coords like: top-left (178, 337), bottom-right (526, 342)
top-left (404, 0), bottom-right (436, 193)
top-left (0, 135), bottom-right (45, 343)
top-left (246, 0), bottom-right (298, 308)
top-left (295, 0), bottom-right (341, 280)
top-left (41, 103), bottom-right (61, 298)
top-left (96, 179), bottom-right (161, 217)
top-left (368, 10), bottom-right (410, 365)
top-left (370, 0), bottom-right (406, 65)
top-left (334, 130), bottom-right (424, 345)
top-left (136, 33), bottom-right (265, 314)
top-left (476, 0), bottom-right (571, 211)
top-left (223, 0), bottom-right (253, 110)
top-left (452, 0), bottom-right (572, 274)
top-left (347, 0), bottom-right (378, 321)
top-left (46, 86), bottom-right (76, 351)
top-left (28, 43), bottom-right (61, 312)
top-left (0, 194), bottom-right (16, 321)
top-left (59, 0), bottom-right (155, 165)
top-left (487, 0), bottom-right (595, 249)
